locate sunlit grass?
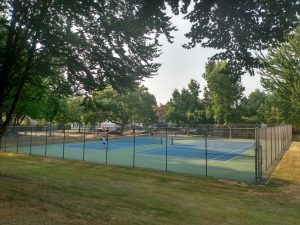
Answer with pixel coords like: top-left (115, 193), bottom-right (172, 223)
top-left (0, 151), bottom-right (300, 225)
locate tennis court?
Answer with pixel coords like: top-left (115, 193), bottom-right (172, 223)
top-left (33, 136), bottom-right (254, 161)
top-left (3, 125), bottom-right (291, 183)
top-left (6, 134), bottom-right (256, 182)
top-left (139, 139), bottom-right (254, 161)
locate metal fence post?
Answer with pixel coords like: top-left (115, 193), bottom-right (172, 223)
top-left (260, 145), bottom-right (263, 181)
top-left (275, 127), bottom-right (277, 160)
top-left (105, 131), bottom-right (108, 164)
top-left (278, 126), bottom-right (280, 156)
top-left (133, 125), bottom-right (136, 168)
top-left (270, 127), bottom-right (273, 165)
top-left (16, 126), bottom-right (19, 153)
top-left (83, 127), bottom-right (86, 161)
top-left (4, 131), bottom-right (6, 152)
top-left (0, 130), bottom-right (2, 151)
top-left (255, 128), bottom-right (259, 182)
top-left (280, 126), bottom-right (284, 153)
top-left (205, 129), bottom-right (208, 177)
top-left (63, 126), bottom-right (66, 159)
top-left (255, 128), bottom-right (258, 182)
top-left (265, 128), bottom-right (267, 171)
top-left (45, 126), bottom-right (48, 157)
top-left (255, 127), bottom-right (262, 182)
top-left (30, 126), bottom-right (33, 155)
top-left (165, 127), bottom-right (168, 172)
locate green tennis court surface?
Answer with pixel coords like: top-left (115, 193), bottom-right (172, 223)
top-left (8, 136), bottom-right (256, 182)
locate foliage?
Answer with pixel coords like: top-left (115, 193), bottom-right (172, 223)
top-left (165, 79), bottom-right (206, 123)
top-left (5, 73), bottom-right (69, 126)
top-left (256, 94), bottom-right (282, 125)
top-left (2, 0), bottom-right (299, 133)
top-left (239, 89), bottom-right (267, 124)
top-left (203, 61), bottom-right (244, 124)
top-left (177, 0), bottom-right (300, 75)
top-left (154, 104), bottom-right (168, 125)
top-left (93, 86), bottom-right (157, 131)
top-left (259, 26), bottom-right (300, 127)
top-left (64, 97), bottom-right (86, 131)
top-left (136, 1), bottom-right (300, 74)
top-left (0, 0), bottom-right (174, 135)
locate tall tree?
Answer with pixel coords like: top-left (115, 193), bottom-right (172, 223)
top-left (203, 61), bottom-right (244, 124)
top-left (0, 0), bottom-right (174, 136)
top-left (201, 87), bottom-right (214, 124)
top-left (165, 79), bottom-right (204, 124)
top-left (259, 26), bottom-right (300, 128)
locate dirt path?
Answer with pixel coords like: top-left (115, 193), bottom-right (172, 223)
top-left (271, 141), bottom-right (300, 184)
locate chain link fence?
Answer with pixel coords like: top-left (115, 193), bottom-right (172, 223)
top-left (0, 124), bottom-right (292, 183)
top-left (255, 125), bottom-right (292, 182)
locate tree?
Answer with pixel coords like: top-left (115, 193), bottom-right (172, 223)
top-left (155, 104), bottom-right (168, 125)
top-left (256, 94), bottom-right (282, 125)
top-left (65, 97), bottom-right (86, 132)
top-left (80, 96), bottom-right (104, 129)
top-left (93, 86), bottom-right (157, 133)
top-left (5, 71), bottom-right (69, 126)
top-left (259, 26), bottom-right (300, 128)
top-left (201, 87), bottom-right (214, 124)
top-left (2, 0), bottom-right (300, 137)
top-left (169, 0), bottom-right (300, 75)
top-left (131, 86), bottom-right (158, 126)
top-left (165, 79), bottom-right (204, 124)
top-left (203, 61), bottom-right (244, 124)
top-left (239, 89), bottom-right (267, 124)
top-left (52, 97), bottom-right (70, 126)
top-left (0, 0), bottom-right (174, 137)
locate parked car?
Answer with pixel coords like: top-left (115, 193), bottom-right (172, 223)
top-left (96, 128), bottom-right (109, 133)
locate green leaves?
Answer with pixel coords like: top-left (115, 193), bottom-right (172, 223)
top-left (92, 86), bottom-right (157, 130)
top-left (181, 0), bottom-right (300, 74)
top-left (165, 79), bottom-right (204, 124)
top-left (203, 61), bottom-right (244, 124)
top-left (259, 26), bottom-right (300, 127)
top-left (0, 0), bottom-right (175, 134)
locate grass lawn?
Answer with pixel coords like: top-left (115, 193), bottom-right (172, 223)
top-left (0, 148), bottom-right (300, 225)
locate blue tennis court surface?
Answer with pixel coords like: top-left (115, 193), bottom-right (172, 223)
top-left (65, 137), bottom-right (254, 161)
top-left (138, 140), bottom-right (255, 161)
top-left (66, 136), bottom-right (163, 151)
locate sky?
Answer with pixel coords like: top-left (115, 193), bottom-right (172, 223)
top-left (143, 11), bottom-right (263, 105)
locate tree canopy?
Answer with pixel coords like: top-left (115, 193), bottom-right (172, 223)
top-left (260, 26), bottom-right (300, 128)
top-left (0, 0), bottom-right (174, 134)
top-left (92, 86), bottom-right (157, 132)
top-left (169, 0), bottom-right (300, 74)
top-left (1, 0), bottom-right (300, 135)
top-left (165, 79), bottom-right (205, 124)
top-left (203, 61), bottom-right (244, 124)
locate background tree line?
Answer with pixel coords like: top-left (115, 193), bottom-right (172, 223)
top-left (1, 0), bottom-right (300, 136)
top-left (6, 23), bottom-right (300, 130)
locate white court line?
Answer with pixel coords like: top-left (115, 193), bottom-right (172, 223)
top-left (227, 148), bottom-right (254, 162)
top-left (211, 143), bottom-right (254, 161)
